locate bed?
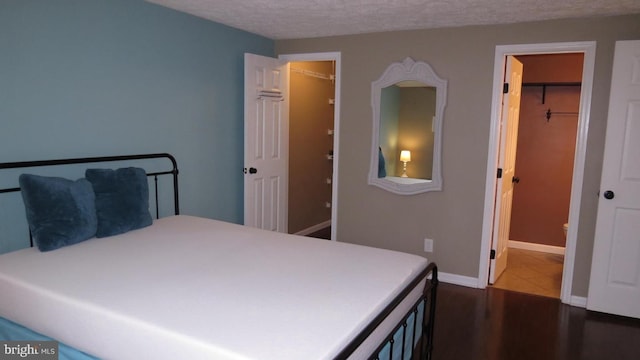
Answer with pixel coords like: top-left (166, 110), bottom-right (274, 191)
top-left (0, 153), bottom-right (438, 360)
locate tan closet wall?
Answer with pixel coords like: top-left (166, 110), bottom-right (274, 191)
top-left (509, 54), bottom-right (583, 247)
top-left (288, 61), bottom-right (335, 234)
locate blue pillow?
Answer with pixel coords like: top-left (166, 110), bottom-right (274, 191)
top-left (85, 167), bottom-right (152, 238)
top-left (378, 147), bottom-right (387, 178)
top-left (19, 174), bottom-right (97, 252)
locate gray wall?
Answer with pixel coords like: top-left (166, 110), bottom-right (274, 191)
top-left (276, 14), bottom-right (640, 297)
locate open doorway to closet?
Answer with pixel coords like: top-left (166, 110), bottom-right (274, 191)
top-left (491, 53), bottom-right (583, 298)
top-left (479, 41), bottom-right (598, 304)
top-left (287, 60), bottom-right (336, 240)
top-left (243, 52), bottom-right (340, 239)
top-left (479, 41), bottom-right (597, 306)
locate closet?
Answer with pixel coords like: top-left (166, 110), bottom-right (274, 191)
top-left (288, 61), bottom-right (335, 238)
top-left (510, 53), bottom-right (583, 251)
top-left (492, 53), bottom-right (583, 298)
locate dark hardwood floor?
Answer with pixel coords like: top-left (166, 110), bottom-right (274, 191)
top-left (433, 283), bottom-right (640, 360)
top-left (307, 226), bottom-right (331, 240)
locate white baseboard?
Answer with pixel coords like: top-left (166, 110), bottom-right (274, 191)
top-left (438, 272), bottom-right (480, 288)
top-left (569, 296), bottom-right (587, 308)
top-left (294, 220), bottom-right (331, 236)
top-left (509, 240), bottom-right (565, 255)
top-left (439, 270), bottom-right (589, 309)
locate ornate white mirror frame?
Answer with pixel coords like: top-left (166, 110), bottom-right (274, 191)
top-left (368, 57), bottom-right (447, 195)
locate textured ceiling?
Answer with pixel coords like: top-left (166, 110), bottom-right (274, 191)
top-left (146, 0), bottom-right (640, 40)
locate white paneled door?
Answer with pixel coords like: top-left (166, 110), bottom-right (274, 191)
top-left (490, 56), bottom-right (523, 284)
top-left (587, 40), bottom-right (640, 318)
top-left (243, 53), bottom-right (289, 232)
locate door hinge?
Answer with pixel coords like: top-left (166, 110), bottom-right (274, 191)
top-left (497, 168), bottom-right (503, 179)
top-left (503, 83), bottom-right (509, 94)
top-left (490, 249), bottom-right (496, 259)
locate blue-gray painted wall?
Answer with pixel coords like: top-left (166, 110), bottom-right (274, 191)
top-left (1, 0), bottom-right (274, 251)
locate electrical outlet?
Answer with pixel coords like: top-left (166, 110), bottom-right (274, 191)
top-left (423, 238), bottom-right (434, 252)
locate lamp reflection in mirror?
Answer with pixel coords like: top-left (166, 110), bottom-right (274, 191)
top-left (400, 150), bottom-right (411, 177)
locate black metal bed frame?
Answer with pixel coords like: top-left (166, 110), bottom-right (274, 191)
top-left (0, 152), bottom-right (437, 360)
top-left (337, 262), bottom-right (438, 360)
top-left (0, 153), bottom-right (180, 247)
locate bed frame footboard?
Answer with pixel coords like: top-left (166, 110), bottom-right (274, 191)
top-left (335, 262), bottom-right (438, 360)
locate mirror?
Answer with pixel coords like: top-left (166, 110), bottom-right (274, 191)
top-left (369, 57), bottom-right (447, 195)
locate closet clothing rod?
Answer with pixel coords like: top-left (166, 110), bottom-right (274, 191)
top-left (545, 108), bottom-right (579, 121)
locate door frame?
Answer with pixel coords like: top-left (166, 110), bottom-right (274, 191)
top-left (278, 52), bottom-right (342, 241)
top-left (478, 41), bottom-right (596, 305)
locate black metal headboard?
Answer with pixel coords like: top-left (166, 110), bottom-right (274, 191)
top-left (0, 153), bottom-right (180, 247)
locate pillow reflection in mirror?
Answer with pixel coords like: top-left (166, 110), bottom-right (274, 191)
top-left (378, 147), bottom-right (387, 178)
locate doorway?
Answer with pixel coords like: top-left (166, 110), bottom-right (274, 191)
top-left (491, 53), bottom-right (583, 298)
top-left (288, 60), bottom-right (335, 239)
top-left (279, 52), bottom-right (341, 241)
top-left (478, 42), bottom-right (597, 305)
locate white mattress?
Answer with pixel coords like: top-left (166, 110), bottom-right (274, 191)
top-left (0, 215), bottom-right (428, 360)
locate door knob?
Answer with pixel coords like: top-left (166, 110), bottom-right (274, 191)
top-left (512, 176), bottom-right (520, 184)
top-left (249, 167), bottom-right (257, 174)
top-left (603, 190), bottom-right (615, 200)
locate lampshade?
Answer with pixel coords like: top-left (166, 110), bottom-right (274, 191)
top-left (400, 150), bottom-right (411, 162)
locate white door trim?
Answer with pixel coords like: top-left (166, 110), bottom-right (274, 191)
top-left (478, 41), bottom-right (596, 305)
top-left (278, 52), bottom-right (341, 241)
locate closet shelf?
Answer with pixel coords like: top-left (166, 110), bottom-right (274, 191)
top-left (522, 82), bottom-right (581, 104)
